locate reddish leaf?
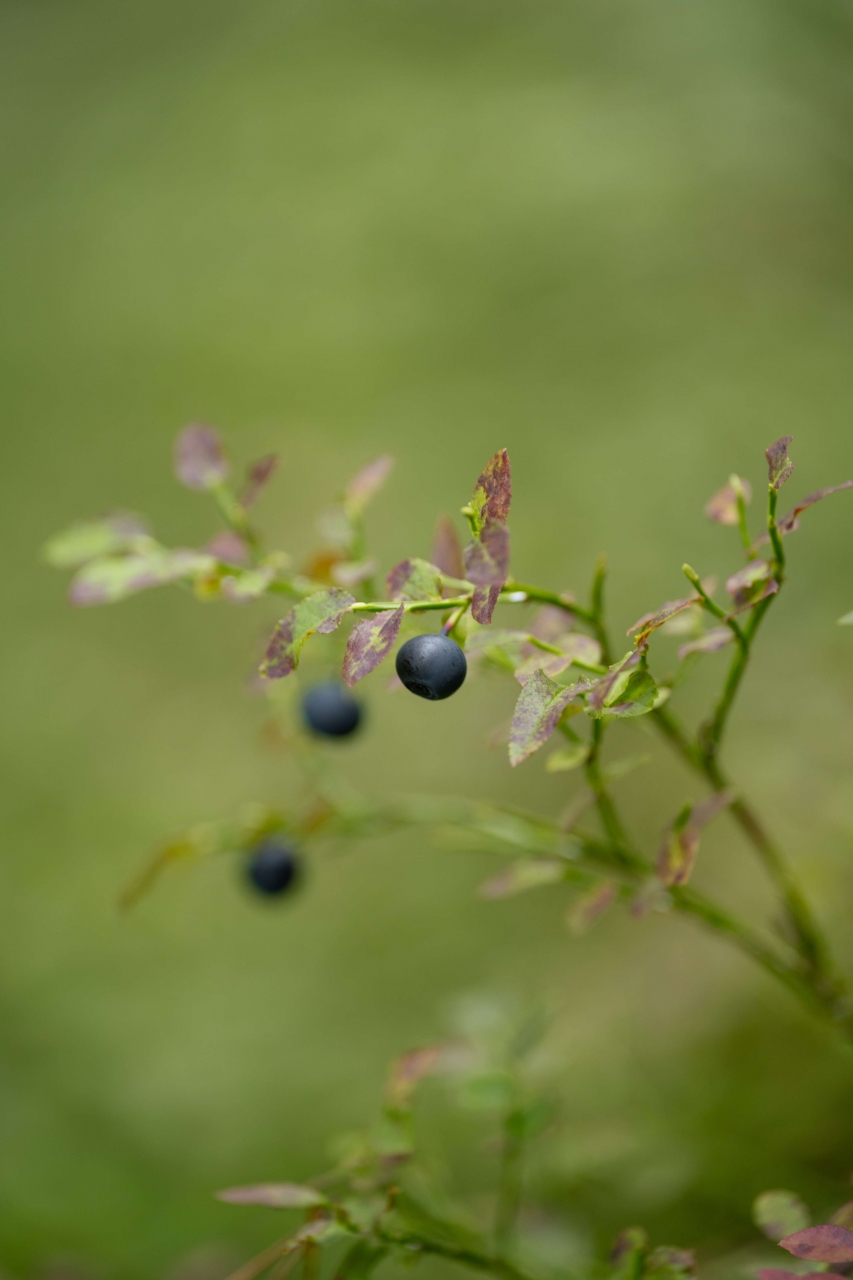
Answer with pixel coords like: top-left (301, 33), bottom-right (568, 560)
top-left (766, 436), bottom-right (794, 490)
top-left (472, 584), bottom-right (502, 625)
top-left (261, 590), bottom-right (355, 679)
top-left (776, 481), bottom-right (853, 535)
top-left (779, 1226), bottom-right (853, 1263)
top-left (706, 477), bottom-right (752, 525)
top-left (174, 424), bottom-right (229, 490)
top-left (469, 449), bottom-right (512, 532)
top-left (509, 669), bottom-right (593, 766)
top-left (727, 577), bottom-right (779, 616)
top-left (343, 605), bottom-right (404, 685)
top-left (726, 559), bottom-right (771, 598)
top-left (241, 454), bottom-right (279, 509)
top-left (217, 1183), bottom-right (327, 1208)
top-left (658, 791), bottom-right (733, 887)
top-left (530, 604), bottom-right (575, 640)
top-left (345, 455), bottom-right (394, 511)
top-left (464, 520), bottom-right (510, 587)
top-left (677, 627), bottom-right (733, 660)
top-left (431, 517), bottom-right (465, 581)
top-left (627, 597), bottom-right (699, 646)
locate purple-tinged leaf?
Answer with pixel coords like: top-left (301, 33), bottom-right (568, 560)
top-left (387, 558), bottom-right (444, 602)
top-left (531, 604), bottom-right (575, 640)
top-left (627, 597), bottom-right (699, 647)
top-left (385, 1045), bottom-right (445, 1110)
top-left (261, 590), bottom-right (355, 679)
top-left (568, 879), bottom-right (617, 934)
top-left (240, 454), bottom-right (279, 509)
top-left (331, 558), bottom-right (379, 588)
top-left (468, 449), bottom-right (511, 534)
top-left (431, 517), bottom-right (465, 581)
top-left (631, 877), bottom-right (672, 919)
top-left (753, 1190), bottom-right (810, 1242)
top-left (207, 530), bottom-right (250, 566)
top-left (216, 1183), bottom-right (327, 1209)
top-left (780, 1226), bottom-right (853, 1263)
top-left (345, 455), bottom-right (394, 512)
top-left (472, 584), bottom-right (502, 625)
top-left (509, 669), bottom-right (593, 767)
top-left (44, 512), bottom-right (151, 569)
top-left (343, 605), bottom-right (404, 686)
top-left (726, 559), bottom-right (771, 598)
top-left (174, 423), bottom-right (229, 490)
top-left (691, 790), bottom-right (735, 829)
top-left (727, 577), bottom-right (779, 616)
top-left (705, 477), bottom-right (752, 525)
top-left (69, 548), bottom-right (216, 606)
top-left (766, 436), bottom-right (794, 490)
top-left (776, 481), bottom-right (853, 535)
top-left (479, 858), bottom-right (566, 900)
top-left (678, 627), bottom-right (733, 660)
top-left (464, 520), bottom-right (510, 587)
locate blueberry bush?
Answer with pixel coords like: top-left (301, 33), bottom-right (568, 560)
top-left (46, 430), bottom-right (853, 1280)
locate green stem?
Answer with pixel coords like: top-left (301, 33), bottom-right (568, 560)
top-left (375, 1230), bottom-right (535, 1280)
top-left (494, 1098), bottom-right (524, 1259)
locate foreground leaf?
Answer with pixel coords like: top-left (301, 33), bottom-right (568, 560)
top-left (766, 436), bottom-right (794, 490)
top-left (602, 668), bottom-right (658, 718)
top-left (174, 423), bottom-right (229, 490)
top-left (261, 590), bottom-right (355, 679)
top-left (464, 520), bottom-right (510, 588)
top-left (217, 1183), bottom-right (328, 1208)
top-left (779, 1225), bottom-right (853, 1263)
top-left (44, 513), bottom-right (151, 568)
top-left (471, 584), bottom-right (502, 625)
top-left (510, 669), bottom-right (592, 766)
top-left (343, 606), bottom-right (404, 685)
top-left (466, 448), bottom-right (512, 535)
top-left (753, 1190), bottom-right (810, 1242)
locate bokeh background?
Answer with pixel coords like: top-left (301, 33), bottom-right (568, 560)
top-left (3, 0), bottom-right (853, 1276)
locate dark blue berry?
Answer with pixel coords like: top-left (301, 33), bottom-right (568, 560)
top-left (302, 682), bottom-right (362, 738)
top-left (246, 840), bottom-right (300, 896)
top-left (395, 632), bottom-right (467, 701)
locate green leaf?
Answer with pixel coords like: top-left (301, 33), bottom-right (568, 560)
top-left (343, 605), bottom-right (404, 685)
top-left (69, 547), bottom-right (216, 606)
top-left (478, 857), bottom-right (567, 899)
top-left (725, 559), bottom-right (771, 598)
top-left (465, 449), bottom-right (511, 536)
top-left (546, 742), bottom-right (587, 773)
top-left (753, 1190), bottom-right (811, 1243)
top-left (459, 1070), bottom-right (514, 1112)
top-left (174, 423), bottom-right (229, 490)
top-left (602, 669), bottom-right (658, 718)
top-left (44, 513), bottom-right (151, 568)
top-left (509, 670), bottom-right (593, 767)
top-left (464, 628), bottom-right (531, 653)
top-left (261, 590), bottom-right (355, 679)
top-left (336, 1240), bottom-right (390, 1278)
top-left (766, 437), bottom-right (794, 490)
top-left (387, 558), bottom-right (444, 602)
top-left (216, 1183), bottom-right (328, 1208)
top-left (221, 553), bottom-right (289, 602)
top-left (515, 634), bottom-right (602, 685)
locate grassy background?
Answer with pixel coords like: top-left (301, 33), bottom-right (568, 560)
top-left (2, 0), bottom-right (853, 1275)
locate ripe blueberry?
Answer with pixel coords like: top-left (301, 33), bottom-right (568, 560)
top-left (395, 632), bottom-right (467, 701)
top-left (303, 682), bottom-right (362, 738)
top-left (246, 840), bottom-right (300, 896)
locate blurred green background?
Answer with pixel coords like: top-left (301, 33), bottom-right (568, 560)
top-left (3, 0), bottom-right (853, 1275)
